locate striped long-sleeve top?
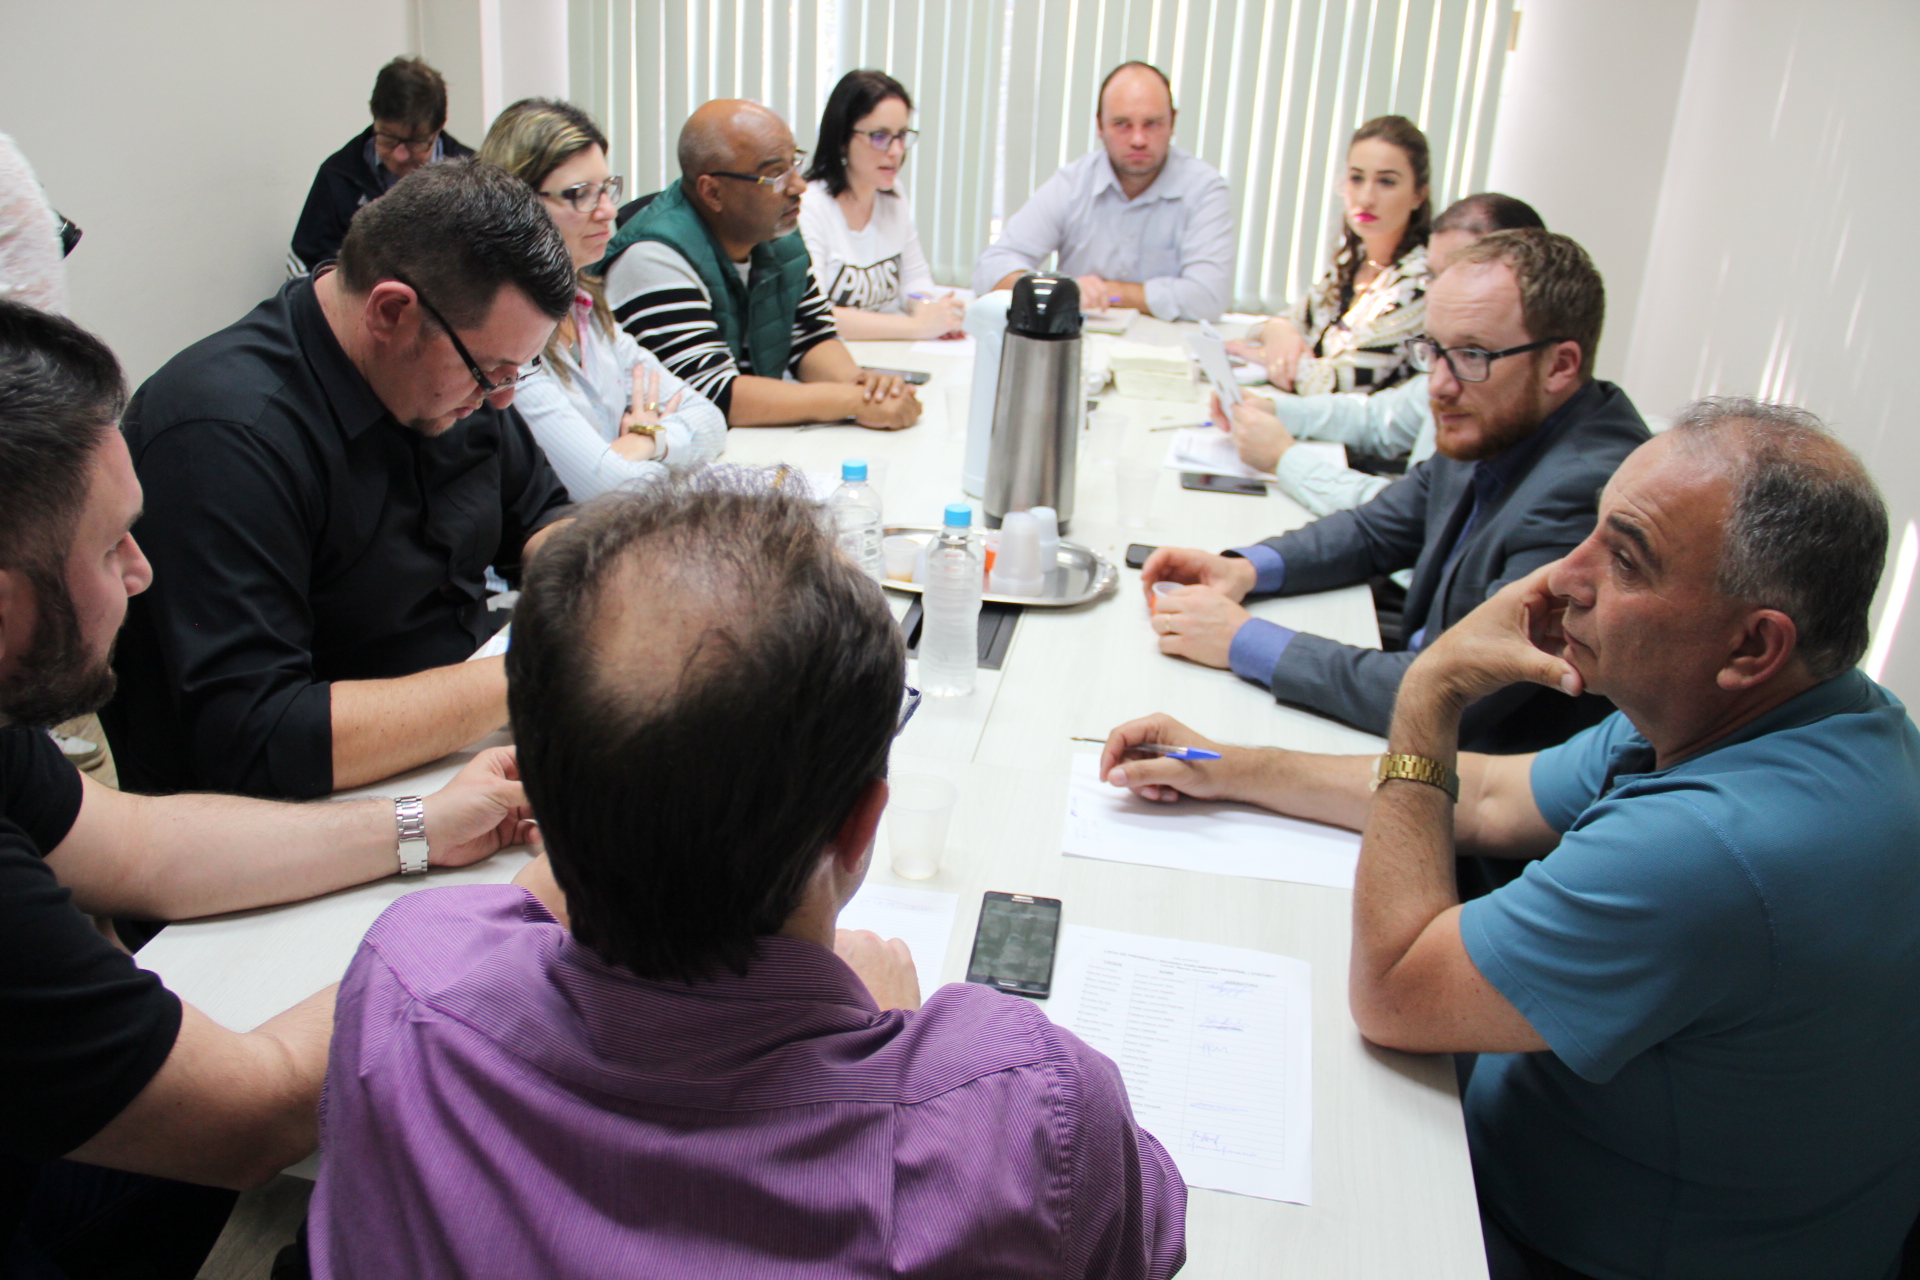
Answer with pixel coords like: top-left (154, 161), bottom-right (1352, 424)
top-left (601, 239), bottom-right (839, 417)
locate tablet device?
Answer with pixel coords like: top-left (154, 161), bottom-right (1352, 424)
top-left (1186, 321), bottom-right (1244, 411)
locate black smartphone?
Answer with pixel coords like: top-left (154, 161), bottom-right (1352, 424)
top-left (1124, 543), bottom-right (1158, 570)
top-left (966, 892), bottom-right (1063, 999)
top-left (1180, 471), bottom-right (1268, 497)
top-left (864, 366), bottom-right (932, 385)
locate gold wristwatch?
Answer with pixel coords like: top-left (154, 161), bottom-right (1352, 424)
top-left (625, 419), bottom-right (661, 438)
top-left (1371, 753), bottom-right (1460, 802)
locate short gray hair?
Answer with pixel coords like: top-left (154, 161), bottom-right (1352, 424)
top-left (1670, 397), bottom-right (1887, 680)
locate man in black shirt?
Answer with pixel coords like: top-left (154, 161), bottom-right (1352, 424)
top-left (0, 301), bottom-right (539, 1275)
top-left (104, 160), bottom-right (577, 799)
top-left (287, 56), bottom-right (474, 277)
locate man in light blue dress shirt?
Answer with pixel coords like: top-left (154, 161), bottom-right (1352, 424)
top-left (971, 62), bottom-right (1235, 321)
top-left (1101, 399), bottom-right (1920, 1279)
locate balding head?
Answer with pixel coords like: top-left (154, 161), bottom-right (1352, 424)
top-left (678, 99), bottom-right (790, 179)
top-left (1668, 399), bottom-right (1887, 679)
top-left (506, 477), bottom-right (905, 984)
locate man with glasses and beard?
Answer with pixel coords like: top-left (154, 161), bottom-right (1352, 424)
top-left (0, 299), bottom-right (537, 1277)
top-left (102, 160), bottom-right (576, 800)
top-left (1141, 230), bottom-right (1650, 755)
top-left (600, 99), bottom-right (921, 430)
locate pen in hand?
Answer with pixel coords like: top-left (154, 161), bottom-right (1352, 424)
top-left (1070, 737), bottom-right (1220, 761)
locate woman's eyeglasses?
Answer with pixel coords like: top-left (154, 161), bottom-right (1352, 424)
top-left (851, 128), bottom-right (919, 152)
top-left (540, 175), bottom-right (625, 214)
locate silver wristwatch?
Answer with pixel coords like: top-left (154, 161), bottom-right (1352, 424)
top-left (394, 796), bottom-right (430, 876)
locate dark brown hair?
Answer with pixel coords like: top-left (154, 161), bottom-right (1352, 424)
top-left (1335, 115), bottom-right (1432, 309)
top-left (336, 159), bottom-right (575, 328)
top-left (369, 57), bottom-right (450, 133)
top-left (805, 70), bottom-right (915, 198)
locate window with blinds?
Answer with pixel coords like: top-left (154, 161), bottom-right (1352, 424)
top-left (570, 0), bottom-right (1513, 314)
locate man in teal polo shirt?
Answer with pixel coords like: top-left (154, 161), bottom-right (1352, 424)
top-left (601, 99), bottom-right (921, 430)
top-left (1100, 397), bottom-right (1920, 1279)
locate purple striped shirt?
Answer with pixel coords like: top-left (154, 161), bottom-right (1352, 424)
top-left (310, 885), bottom-right (1187, 1278)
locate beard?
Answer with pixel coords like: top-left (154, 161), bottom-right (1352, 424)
top-left (1433, 374), bottom-right (1551, 463)
top-left (0, 562), bottom-right (117, 729)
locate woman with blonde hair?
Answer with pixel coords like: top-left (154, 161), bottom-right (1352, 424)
top-left (1232, 114), bottom-right (1432, 396)
top-left (480, 98), bottom-right (725, 498)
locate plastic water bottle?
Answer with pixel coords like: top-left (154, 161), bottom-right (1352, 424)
top-left (920, 503), bottom-right (983, 697)
top-left (828, 459), bottom-right (884, 581)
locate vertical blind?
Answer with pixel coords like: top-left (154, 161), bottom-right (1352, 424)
top-left (570, 0), bottom-right (1513, 314)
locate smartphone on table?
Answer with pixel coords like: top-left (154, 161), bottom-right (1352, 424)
top-left (1180, 471), bottom-right (1268, 497)
top-left (966, 892), bottom-right (1063, 999)
top-left (863, 366), bottom-right (932, 385)
top-left (1125, 543), bottom-right (1158, 570)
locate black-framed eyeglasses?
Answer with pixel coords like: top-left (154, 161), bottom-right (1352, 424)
top-left (711, 151), bottom-right (808, 188)
top-left (373, 128), bottom-right (440, 153)
top-left (1405, 336), bottom-right (1566, 383)
top-left (896, 685), bottom-right (923, 736)
top-left (540, 175), bottom-right (625, 213)
top-left (851, 127), bottom-right (918, 152)
top-left (395, 275), bottom-right (543, 395)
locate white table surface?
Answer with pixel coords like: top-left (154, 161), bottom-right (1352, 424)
top-left (137, 319), bottom-right (1487, 1279)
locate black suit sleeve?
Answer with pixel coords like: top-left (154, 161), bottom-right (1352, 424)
top-left (1256, 463), bottom-right (1434, 595)
top-left (125, 419), bottom-right (336, 798)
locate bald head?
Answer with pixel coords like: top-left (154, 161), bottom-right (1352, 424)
top-left (678, 99), bottom-right (791, 179)
top-left (1097, 62), bottom-right (1174, 121)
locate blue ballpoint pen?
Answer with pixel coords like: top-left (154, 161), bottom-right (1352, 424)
top-left (1129, 742), bottom-right (1222, 762)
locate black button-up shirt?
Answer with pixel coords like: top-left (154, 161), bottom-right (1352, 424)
top-left (103, 277), bottom-right (571, 799)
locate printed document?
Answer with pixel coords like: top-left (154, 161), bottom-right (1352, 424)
top-left (1048, 923), bottom-right (1313, 1203)
top-left (1162, 426), bottom-right (1344, 481)
top-left (839, 882), bottom-right (959, 1004)
top-left (1062, 753), bottom-right (1360, 889)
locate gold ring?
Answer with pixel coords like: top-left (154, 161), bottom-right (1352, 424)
top-left (643, 401), bottom-right (658, 414)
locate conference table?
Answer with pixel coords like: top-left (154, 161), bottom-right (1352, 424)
top-left (138, 315), bottom-right (1489, 1278)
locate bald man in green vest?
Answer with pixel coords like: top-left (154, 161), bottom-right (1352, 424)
top-left (602, 100), bottom-right (922, 430)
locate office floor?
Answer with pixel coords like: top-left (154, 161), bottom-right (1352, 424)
top-left (195, 1177), bottom-right (312, 1279)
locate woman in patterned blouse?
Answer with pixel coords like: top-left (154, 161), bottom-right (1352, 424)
top-left (1233, 115), bottom-right (1432, 396)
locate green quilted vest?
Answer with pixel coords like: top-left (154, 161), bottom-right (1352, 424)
top-left (600, 179), bottom-right (812, 378)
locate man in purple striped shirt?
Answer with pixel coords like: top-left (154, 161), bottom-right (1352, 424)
top-left (307, 480), bottom-right (1187, 1278)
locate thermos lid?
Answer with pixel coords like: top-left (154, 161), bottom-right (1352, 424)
top-left (943, 503), bottom-right (973, 528)
top-left (1008, 274), bottom-right (1084, 339)
top-left (841, 459), bottom-right (868, 481)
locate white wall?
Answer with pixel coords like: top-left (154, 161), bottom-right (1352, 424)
top-left (1488, 0), bottom-right (1920, 703)
top-left (0, 0), bottom-right (414, 385)
top-left (1484, 0), bottom-right (1699, 384)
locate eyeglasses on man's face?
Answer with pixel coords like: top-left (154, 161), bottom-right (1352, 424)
top-left (1405, 336), bottom-right (1565, 384)
top-left (373, 127), bottom-right (440, 154)
top-left (394, 275), bottom-right (544, 396)
top-left (712, 151), bottom-right (808, 189)
top-left (851, 128), bottom-right (918, 153)
top-left (541, 175), bottom-right (625, 214)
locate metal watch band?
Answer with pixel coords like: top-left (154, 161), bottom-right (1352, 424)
top-left (394, 795), bottom-right (430, 876)
top-left (1372, 753), bottom-right (1461, 803)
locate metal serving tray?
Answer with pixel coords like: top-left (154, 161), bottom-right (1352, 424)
top-left (880, 525), bottom-right (1117, 608)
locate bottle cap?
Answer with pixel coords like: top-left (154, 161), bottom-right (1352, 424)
top-left (943, 503), bottom-right (973, 528)
top-left (841, 459), bottom-right (869, 482)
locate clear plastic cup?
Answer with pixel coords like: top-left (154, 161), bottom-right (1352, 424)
top-left (1115, 459), bottom-right (1158, 528)
top-left (887, 774), bottom-right (957, 880)
top-left (1151, 580), bottom-right (1183, 610)
top-left (883, 535), bottom-right (920, 582)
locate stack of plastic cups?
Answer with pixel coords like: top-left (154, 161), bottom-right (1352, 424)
top-left (1029, 506), bottom-right (1060, 579)
top-left (988, 511), bottom-right (1046, 597)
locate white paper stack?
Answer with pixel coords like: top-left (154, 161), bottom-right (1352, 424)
top-left (1104, 338), bottom-right (1198, 401)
